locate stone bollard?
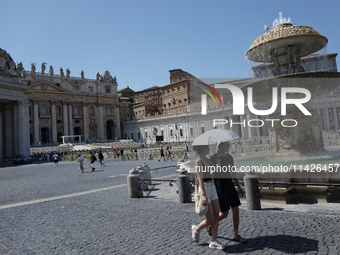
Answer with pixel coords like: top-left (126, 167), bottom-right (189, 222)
top-left (137, 166), bottom-right (148, 191)
top-left (243, 172), bottom-right (261, 210)
top-left (178, 169), bottom-right (191, 203)
top-left (127, 168), bottom-right (143, 198)
top-left (177, 159), bottom-right (184, 169)
top-left (142, 163), bottom-right (152, 185)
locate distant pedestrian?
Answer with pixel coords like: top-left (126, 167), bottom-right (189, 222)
top-left (78, 154), bottom-right (84, 173)
top-left (53, 152), bottom-right (59, 166)
top-left (158, 147), bottom-right (165, 161)
top-left (98, 151), bottom-right (105, 167)
top-left (89, 151), bottom-right (96, 172)
top-left (166, 147), bottom-right (173, 161)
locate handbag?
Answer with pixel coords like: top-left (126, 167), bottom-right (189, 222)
top-left (194, 182), bottom-right (208, 216)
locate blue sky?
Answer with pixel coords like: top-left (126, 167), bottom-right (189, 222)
top-left (1, 0), bottom-right (339, 92)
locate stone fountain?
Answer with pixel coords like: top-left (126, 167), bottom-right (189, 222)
top-left (245, 13), bottom-right (340, 158)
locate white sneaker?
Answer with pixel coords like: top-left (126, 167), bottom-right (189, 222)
top-left (209, 240), bottom-right (226, 250)
top-left (191, 225), bottom-right (199, 243)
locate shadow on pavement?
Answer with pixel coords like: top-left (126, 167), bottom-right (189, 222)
top-left (261, 207), bottom-right (284, 211)
top-left (218, 234), bottom-right (318, 253)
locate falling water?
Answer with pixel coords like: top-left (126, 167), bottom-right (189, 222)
top-left (272, 12), bottom-right (292, 28)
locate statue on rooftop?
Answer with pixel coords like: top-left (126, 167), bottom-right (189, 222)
top-left (49, 65), bottom-right (54, 76)
top-left (31, 63), bottom-right (36, 73)
top-left (41, 63), bottom-right (46, 74)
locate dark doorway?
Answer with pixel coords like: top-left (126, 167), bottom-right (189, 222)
top-left (57, 133), bottom-right (62, 144)
top-left (41, 128), bottom-right (50, 144)
top-left (74, 127), bottom-right (82, 142)
top-left (106, 120), bottom-right (115, 140)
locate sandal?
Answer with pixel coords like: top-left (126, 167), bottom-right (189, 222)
top-left (233, 235), bottom-right (247, 243)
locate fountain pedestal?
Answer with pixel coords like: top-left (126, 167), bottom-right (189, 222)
top-left (267, 113), bottom-right (324, 158)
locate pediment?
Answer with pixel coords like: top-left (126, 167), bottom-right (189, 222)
top-left (30, 80), bottom-right (68, 93)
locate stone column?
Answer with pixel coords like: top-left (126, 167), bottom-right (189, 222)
top-left (333, 107), bottom-right (339, 129)
top-left (82, 103), bottom-right (89, 142)
top-left (23, 100), bottom-right (30, 155)
top-left (231, 116), bottom-right (242, 137)
top-left (225, 116), bottom-right (231, 130)
top-left (17, 101), bottom-right (26, 155)
top-left (5, 104), bottom-right (13, 158)
top-left (13, 104), bottom-right (18, 156)
top-left (262, 115), bottom-right (269, 136)
top-left (33, 101), bottom-right (40, 144)
top-left (254, 115), bottom-right (262, 137)
top-left (240, 115), bottom-right (249, 138)
top-left (185, 121), bottom-right (189, 142)
top-left (246, 112), bottom-right (255, 138)
top-left (51, 101), bottom-right (57, 143)
top-left (98, 104), bottom-right (104, 140)
top-left (68, 103), bottom-right (73, 139)
top-left (114, 106), bottom-right (121, 139)
top-left (63, 102), bottom-right (68, 142)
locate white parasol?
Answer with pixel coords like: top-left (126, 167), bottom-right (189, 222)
top-left (192, 128), bottom-right (240, 146)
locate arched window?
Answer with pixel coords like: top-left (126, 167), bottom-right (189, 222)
top-left (41, 104), bottom-right (47, 115)
top-left (56, 107), bottom-right (61, 116)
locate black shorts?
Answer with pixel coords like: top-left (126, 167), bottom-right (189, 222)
top-left (217, 182), bottom-right (241, 212)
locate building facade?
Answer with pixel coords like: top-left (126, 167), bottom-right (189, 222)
top-left (0, 48), bottom-right (122, 161)
top-left (0, 49), bottom-right (31, 161)
top-left (122, 61), bottom-right (340, 144)
top-left (132, 86), bottom-right (163, 119)
top-left (26, 65), bottom-right (121, 145)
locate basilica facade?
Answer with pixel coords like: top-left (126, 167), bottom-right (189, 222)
top-left (26, 66), bottom-right (121, 145)
top-left (0, 48), bottom-right (121, 162)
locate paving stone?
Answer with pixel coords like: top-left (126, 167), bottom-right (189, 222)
top-left (0, 158), bottom-right (340, 254)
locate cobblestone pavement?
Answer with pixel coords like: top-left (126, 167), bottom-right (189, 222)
top-left (0, 158), bottom-right (340, 254)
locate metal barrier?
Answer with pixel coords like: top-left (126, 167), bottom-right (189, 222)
top-left (127, 163), bottom-right (193, 202)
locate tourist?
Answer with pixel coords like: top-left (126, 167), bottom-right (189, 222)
top-left (165, 146), bottom-right (173, 161)
top-left (209, 141), bottom-right (247, 243)
top-left (77, 154), bottom-right (84, 173)
top-left (98, 151), bottom-right (104, 167)
top-left (158, 147), bottom-right (165, 161)
top-left (53, 152), bottom-right (59, 166)
top-left (191, 145), bottom-right (226, 250)
top-left (88, 151), bottom-right (96, 172)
